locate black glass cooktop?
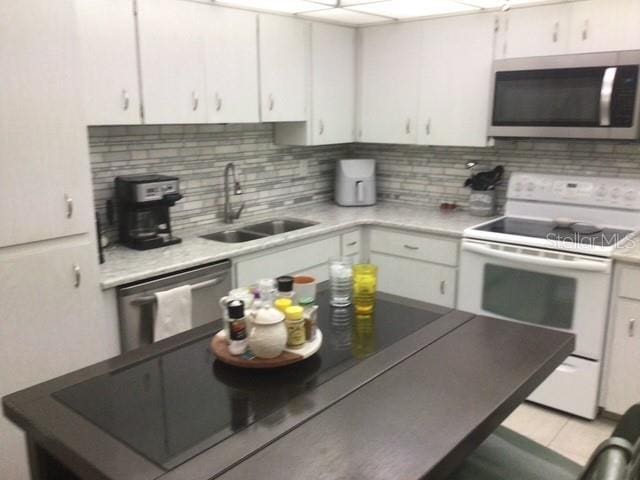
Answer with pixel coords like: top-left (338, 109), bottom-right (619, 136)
top-left (53, 290), bottom-right (447, 470)
top-left (473, 217), bottom-right (632, 248)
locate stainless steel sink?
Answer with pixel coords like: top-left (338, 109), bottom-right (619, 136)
top-left (200, 230), bottom-right (266, 243)
top-left (242, 219), bottom-right (318, 235)
top-left (201, 218), bottom-right (318, 243)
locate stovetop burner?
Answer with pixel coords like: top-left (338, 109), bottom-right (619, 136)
top-left (473, 217), bottom-right (632, 248)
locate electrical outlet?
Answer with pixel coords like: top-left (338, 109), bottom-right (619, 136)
top-left (299, 159), bottom-right (308, 177)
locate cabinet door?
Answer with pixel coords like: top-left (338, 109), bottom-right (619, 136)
top-left (0, 240), bottom-right (119, 479)
top-left (370, 252), bottom-right (456, 308)
top-left (204, 7), bottom-right (259, 124)
top-left (0, 0), bottom-right (91, 247)
top-left (310, 23), bottom-right (355, 145)
top-left (569, 0), bottom-right (640, 54)
top-left (604, 298), bottom-right (640, 415)
top-left (358, 22), bottom-right (421, 144)
top-left (75, 0), bottom-right (141, 125)
top-left (259, 14), bottom-right (308, 122)
top-left (418, 14), bottom-right (494, 147)
top-left (500, 4), bottom-right (570, 58)
top-left (137, 0), bottom-right (207, 124)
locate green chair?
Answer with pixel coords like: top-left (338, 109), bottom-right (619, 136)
top-left (448, 404), bottom-right (640, 480)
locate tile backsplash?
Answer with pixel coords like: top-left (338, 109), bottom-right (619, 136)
top-left (89, 123), bottom-right (640, 243)
top-left (89, 123), bottom-right (349, 241)
top-left (351, 139), bottom-right (640, 212)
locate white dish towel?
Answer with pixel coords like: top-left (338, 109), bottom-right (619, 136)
top-left (154, 285), bottom-right (193, 342)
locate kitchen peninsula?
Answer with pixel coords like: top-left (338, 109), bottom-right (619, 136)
top-left (3, 289), bottom-right (574, 480)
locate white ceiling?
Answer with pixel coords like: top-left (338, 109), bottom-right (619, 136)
top-left (214, 0), bottom-right (570, 26)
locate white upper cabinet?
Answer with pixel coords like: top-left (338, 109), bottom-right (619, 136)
top-left (310, 23), bottom-right (355, 144)
top-left (418, 14), bottom-right (494, 147)
top-left (137, 0), bottom-right (207, 124)
top-left (275, 22), bottom-right (356, 145)
top-left (569, 0), bottom-right (640, 54)
top-left (259, 14), bottom-right (308, 122)
top-left (497, 3), bottom-right (571, 59)
top-left (204, 7), bottom-right (259, 123)
top-left (0, 0), bottom-right (91, 247)
top-left (358, 22), bottom-right (421, 144)
top-left (75, 0), bottom-right (140, 125)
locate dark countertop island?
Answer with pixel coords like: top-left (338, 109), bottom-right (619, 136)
top-left (3, 290), bottom-right (574, 480)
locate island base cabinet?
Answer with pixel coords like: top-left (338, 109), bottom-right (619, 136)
top-left (370, 252), bottom-right (456, 308)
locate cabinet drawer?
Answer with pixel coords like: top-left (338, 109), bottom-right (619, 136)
top-left (528, 356), bottom-right (600, 419)
top-left (618, 266), bottom-right (640, 300)
top-left (370, 228), bottom-right (458, 266)
top-left (370, 252), bottom-right (456, 308)
top-left (341, 230), bottom-right (361, 257)
top-left (236, 236), bottom-right (340, 287)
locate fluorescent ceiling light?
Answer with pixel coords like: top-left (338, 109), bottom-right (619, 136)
top-left (460, 0), bottom-right (556, 7)
top-left (301, 7), bottom-right (389, 24)
top-left (216, 0), bottom-right (331, 14)
top-left (348, 0), bottom-right (477, 19)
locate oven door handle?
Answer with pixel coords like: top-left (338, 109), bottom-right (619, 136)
top-left (462, 242), bottom-right (610, 273)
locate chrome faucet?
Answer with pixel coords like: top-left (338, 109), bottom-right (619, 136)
top-left (223, 162), bottom-right (245, 224)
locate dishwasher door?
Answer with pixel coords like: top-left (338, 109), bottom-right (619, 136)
top-left (117, 260), bottom-right (231, 352)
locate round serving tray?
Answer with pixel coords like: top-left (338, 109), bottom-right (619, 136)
top-left (211, 329), bottom-right (323, 369)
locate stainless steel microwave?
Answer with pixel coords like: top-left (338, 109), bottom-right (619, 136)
top-left (488, 51), bottom-right (640, 139)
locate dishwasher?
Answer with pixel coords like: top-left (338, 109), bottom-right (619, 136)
top-left (117, 260), bottom-right (231, 352)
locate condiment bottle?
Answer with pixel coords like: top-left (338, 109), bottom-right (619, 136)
top-left (276, 276), bottom-right (296, 302)
top-left (299, 298), bottom-right (318, 342)
top-left (285, 305), bottom-right (306, 349)
top-left (227, 299), bottom-right (248, 356)
top-left (274, 297), bottom-right (293, 315)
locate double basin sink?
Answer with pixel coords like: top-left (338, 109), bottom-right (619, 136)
top-left (201, 219), bottom-right (318, 243)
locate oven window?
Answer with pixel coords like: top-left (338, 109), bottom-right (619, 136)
top-left (482, 264), bottom-right (576, 329)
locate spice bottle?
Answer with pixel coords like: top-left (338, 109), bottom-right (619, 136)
top-left (299, 298), bottom-right (318, 342)
top-left (276, 276), bottom-right (296, 302)
top-left (274, 297), bottom-right (293, 315)
top-left (285, 305), bottom-right (306, 349)
top-left (227, 299), bottom-right (247, 356)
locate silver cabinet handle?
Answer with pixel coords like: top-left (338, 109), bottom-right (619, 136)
top-left (319, 119), bottom-right (324, 135)
top-left (347, 241), bottom-right (357, 247)
top-left (215, 92), bottom-right (222, 112)
top-left (440, 280), bottom-right (446, 295)
top-left (582, 19), bottom-right (589, 41)
top-left (403, 244), bottom-right (419, 250)
top-left (73, 264), bottom-right (81, 288)
top-left (358, 129), bottom-right (362, 139)
top-left (426, 118), bottom-right (431, 136)
top-left (553, 21), bottom-right (559, 43)
top-left (64, 194), bottom-right (73, 218)
top-left (192, 91), bottom-right (199, 111)
top-left (122, 89), bottom-right (130, 110)
top-left (630, 318), bottom-right (636, 337)
top-left (268, 94), bottom-right (274, 111)
top-left (405, 118), bottom-right (411, 135)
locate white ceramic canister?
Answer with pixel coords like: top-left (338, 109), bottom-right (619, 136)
top-left (248, 307), bottom-right (287, 359)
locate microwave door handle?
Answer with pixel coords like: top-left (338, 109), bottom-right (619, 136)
top-left (600, 67), bottom-right (617, 126)
top-left (356, 180), bottom-right (364, 203)
top-left (462, 242), bottom-right (610, 273)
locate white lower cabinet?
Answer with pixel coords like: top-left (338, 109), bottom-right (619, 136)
top-left (602, 264), bottom-right (640, 415)
top-left (0, 239), bottom-right (120, 479)
top-left (369, 228), bottom-right (458, 308)
top-left (235, 235), bottom-right (340, 287)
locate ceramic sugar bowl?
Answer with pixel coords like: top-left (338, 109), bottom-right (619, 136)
top-left (248, 307), bottom-right (287, 359)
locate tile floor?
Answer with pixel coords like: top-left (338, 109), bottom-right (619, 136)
top-left (501, 402), bottom-right (617, 465)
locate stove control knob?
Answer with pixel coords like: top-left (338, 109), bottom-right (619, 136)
top-left (595, 185), bottom-right (607, 198)
top-left (526, 182), bottom-right (535, 192)
top-left (624, 189), bottom-right (638, 202)
top-left (610, 187), bottom-right (621, 200)
top-left (513, 182), bottom-right (523, 193)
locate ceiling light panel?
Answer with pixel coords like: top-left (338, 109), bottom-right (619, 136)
top-left (300, 7), bottom-right (389, 24)
top-left (459, 0), bottom-right (556, 7)
top-left (216, 0), bottom-right (331, 14)
top-left (348, 0), bottom-right (478, 19)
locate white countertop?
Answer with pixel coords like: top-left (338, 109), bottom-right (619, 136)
top-left (100, 202), bottom-right (489, 289)
top-left (612, 236), bottom-right (640, 265)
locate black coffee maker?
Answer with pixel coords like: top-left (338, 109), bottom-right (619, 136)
top-left (115, 174), bottom-right (183, 250)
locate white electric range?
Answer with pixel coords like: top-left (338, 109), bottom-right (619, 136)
top-left (459, 172), bottom-right (640, 419)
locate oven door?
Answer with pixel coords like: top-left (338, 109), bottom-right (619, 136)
top-left (458, 239), bottom-right (612, 360)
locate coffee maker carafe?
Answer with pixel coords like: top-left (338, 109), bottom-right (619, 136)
top-left (115, 174), bottom-right (183, 250)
